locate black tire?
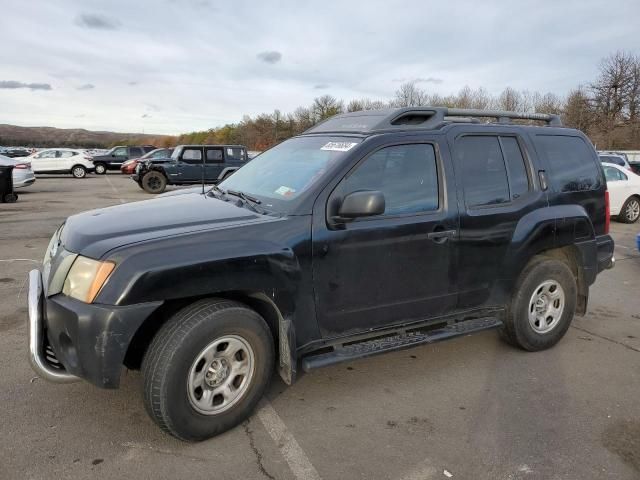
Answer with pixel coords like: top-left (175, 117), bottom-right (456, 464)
top-left (2, 193), bottom-right (18, 203)
top-left (141, 298), bottom-right (274, 441)
top-left (619, 196), bottom-right (640, 223)
top-left (501, 257), bottom-right (577, 351)
top-left (71, 165), bottom-right (87, 178)
top-left (141, 171), bottom-right (167, 194)
top-left (94, 162), bottom-right (107, 175)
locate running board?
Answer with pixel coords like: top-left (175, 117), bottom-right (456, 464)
top-left (301, 316), bottom-right (502, 372)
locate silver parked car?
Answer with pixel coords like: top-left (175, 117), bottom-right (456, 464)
top-left (0, 154), bottom-right (36, 188)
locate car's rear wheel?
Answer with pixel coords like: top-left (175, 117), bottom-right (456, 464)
top-left (94, 163), bottom-right (107, 175)
top-left (141, 299), bottom-right (274, 441)
top-left (620, 196), bottom-right (640, 223)
top-left (501, 257), bottom-right (576, 351)
top-left (71, 165), bottom-right (87, 178)
top-left (141, 171), bottom-right (167, 194)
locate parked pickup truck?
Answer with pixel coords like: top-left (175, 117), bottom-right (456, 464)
top-left (27, 107), bottom-right (614, 441)
top-left (133, 144), bottom-right (248, 193)
top-left (91, 145), bottom-right (156, 174)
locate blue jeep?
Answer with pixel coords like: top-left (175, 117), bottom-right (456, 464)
top-left (134, 144), bottom-right (249, 194)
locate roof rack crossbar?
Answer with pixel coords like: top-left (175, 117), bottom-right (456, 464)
top-left (446, 108), bottom-right (562, 126)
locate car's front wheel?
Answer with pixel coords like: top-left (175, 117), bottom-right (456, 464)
top-left (501, 257), bottom-right (577, 351)
top-left (71, 165), bottom-right (87, 178)
top-left (94, 162), bottom-right (107, 175)
top-left (141, 299), bottom-right (274, 441)
top-left (141, 171), bottom-right (167, 194)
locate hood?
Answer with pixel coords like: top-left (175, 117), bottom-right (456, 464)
top-left (62, 192), bottom-right (270, 259)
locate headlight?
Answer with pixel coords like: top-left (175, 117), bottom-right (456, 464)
top-left (62, 256), bottom-right (115, 303)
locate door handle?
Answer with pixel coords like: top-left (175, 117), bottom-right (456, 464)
top-left (427, 229), bottom-right (456, 243)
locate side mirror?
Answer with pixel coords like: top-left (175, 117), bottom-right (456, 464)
top-left (337, 190), bottom-right (385, 220)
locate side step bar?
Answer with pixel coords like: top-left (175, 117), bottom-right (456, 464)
top-left (301, 316), bottom-right (502, 372)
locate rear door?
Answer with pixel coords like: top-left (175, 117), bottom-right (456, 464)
top-left (449, 128), bottom-right (547, 309)
top-left (204, 147), bottom-right (224, 180)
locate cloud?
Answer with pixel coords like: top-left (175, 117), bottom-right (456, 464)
top-left (0, 80), bottom-right (52, 91)
top-left (75, 13), bottom-right (120, 30)
top-left (128, 81), bottom-right (138, 86)
top-left (257, 51), bottom-right (282, 64)
top-left (415, 77), bottom-right (443, 84)
top-left (392, 77), bottom-right (443, 84)
top-left (314, 84), bottom-right (330, 89)
top-left (77, 83), bottom-right (95, 90)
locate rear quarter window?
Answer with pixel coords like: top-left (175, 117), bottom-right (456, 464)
top-left (535, 135), bottom-right (601, 192)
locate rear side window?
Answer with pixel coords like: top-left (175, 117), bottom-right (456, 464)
top-left (456, 135), bottom-right (533, 207)
top-left (536, 135), bottom-right (601, 192)
top-left (205, 148), bottom-right (223, 163)
top-left (226, 147), bottom-right (246, 161)
top-left (500, 137), bottom-right (529, 200)
top-left (603, 166), bottom-right (627, 182)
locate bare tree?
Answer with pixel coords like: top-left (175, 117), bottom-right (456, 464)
top-left (393, 81), bottom-right (427, 107)
top-left (312, 95), bottom-right (344, 121)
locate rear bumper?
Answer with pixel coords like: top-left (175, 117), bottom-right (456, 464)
top-left (14, 175), bottom-right (36, 188)
top-left (27, 269), bottom-right (161, 388)
top-left (596, 234), bottom-right (615, 273)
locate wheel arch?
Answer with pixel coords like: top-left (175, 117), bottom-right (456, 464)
top-left (123, 289), bottom-right (296, 384)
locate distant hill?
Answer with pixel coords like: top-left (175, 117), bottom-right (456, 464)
top-left (0, 124), bottom-right (175, 148)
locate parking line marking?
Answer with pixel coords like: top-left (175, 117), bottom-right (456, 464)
top-left (256, 400), bottom-right (322, 480)
top-left (104, 175), bottom-right (126, 204)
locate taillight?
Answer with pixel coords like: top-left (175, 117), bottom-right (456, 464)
top-left (14, 163), bottom-right (28, 169)
top-left (605, 190), bottom-right (610, 234)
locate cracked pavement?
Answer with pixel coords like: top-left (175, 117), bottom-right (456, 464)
top-left (0, 174), bottom-right (638, 479)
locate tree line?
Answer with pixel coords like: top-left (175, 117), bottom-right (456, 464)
top-left (172, 51), bottom-right (640, 152)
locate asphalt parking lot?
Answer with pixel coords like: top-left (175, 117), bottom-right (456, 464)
top-left (0, 174), bottom-right (639, 480)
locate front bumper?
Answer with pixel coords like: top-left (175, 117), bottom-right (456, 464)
top-left (28, 269), bottom-right (161, 388)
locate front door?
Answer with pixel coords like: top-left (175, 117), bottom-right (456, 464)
top-left (178, 147), bottom-right (204, 182)
top-left (312, 140), bottom-right (459, 337)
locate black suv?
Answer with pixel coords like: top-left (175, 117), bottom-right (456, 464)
top-left (27, 107), bottom-right (614, 441)
top-left (133, 144), bottom-right (249, 194)
top-left (91, 145), bottom-right (156, 174)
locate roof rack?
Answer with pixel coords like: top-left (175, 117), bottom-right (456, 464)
top-left (305, 107), bottom-right (562, 135)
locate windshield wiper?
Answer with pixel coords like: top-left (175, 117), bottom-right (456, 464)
top-left (226, 189), bottom-right (265, 213)
top-left (209, 184), bottom-right (227, 198)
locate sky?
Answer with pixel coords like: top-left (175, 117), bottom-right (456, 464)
top-left (0, 0), bottom-right (639, 135)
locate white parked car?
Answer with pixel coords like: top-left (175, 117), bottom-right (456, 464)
top-left (0, 154), bottom-right (36, 188)
top-left (603, 162), bottom-right (640, 223)
top-left (28, 148), bottom-right (95, 178)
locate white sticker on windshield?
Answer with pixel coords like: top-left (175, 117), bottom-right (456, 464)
top-left (320, 142), bottom-right (358, 152)
top-left (275, 186), bottom-right (296, 197)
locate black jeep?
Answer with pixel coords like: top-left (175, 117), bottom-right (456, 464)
top-left (28, 107), bottom-right (614, 441)
top-left (133, 144), bottom-right (248, 194)
top-left (91, 145), bottom-right (157, 174)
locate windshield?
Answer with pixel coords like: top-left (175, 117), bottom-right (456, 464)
top-left (600, 155), bottom-right (625, 167)
top-left (219, 136), bottom-right (361, 210)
